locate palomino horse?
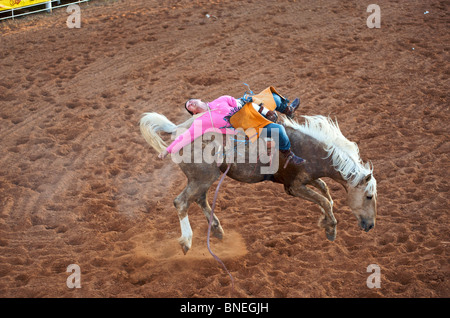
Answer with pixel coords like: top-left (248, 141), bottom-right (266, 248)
top-left (140, 113), bottom-right (377, 254)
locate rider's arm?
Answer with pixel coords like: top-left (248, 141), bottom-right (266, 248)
top-left (252, 103), bottom-right (269, 115)
top-left (166, 117), bottom-right (203, 154)
top-left (166, 114), bottom-right (220, 154)
top-left (234, 98), bottom-right (270, 115)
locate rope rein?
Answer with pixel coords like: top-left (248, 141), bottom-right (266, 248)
top-left (204, 91), bottom-right (271, 292)
top-left (205, 102), bottom-right (235, 292)
top-left (207, 163), bottom-right (234, 291)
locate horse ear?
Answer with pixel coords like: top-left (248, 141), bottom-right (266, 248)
top-left (359, 174), bottom-right (372, 186)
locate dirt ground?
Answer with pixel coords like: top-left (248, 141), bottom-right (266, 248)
top-left (0, 0), bottom-right (448, 298)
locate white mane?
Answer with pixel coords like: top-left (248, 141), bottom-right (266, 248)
top-left (283, 115), bottom-right (377, 196)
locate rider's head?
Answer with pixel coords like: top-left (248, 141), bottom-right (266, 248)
top-left (185, 99), bottom-right (207, 115)
top-left (184, 100), bottom-right (194, 115)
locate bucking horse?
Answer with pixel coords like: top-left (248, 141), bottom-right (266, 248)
top-left (140, 113), bottom-right (377, 254)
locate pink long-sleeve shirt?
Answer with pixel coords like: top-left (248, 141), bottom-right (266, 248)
top-left (166, 96), bottom-right (239, 154)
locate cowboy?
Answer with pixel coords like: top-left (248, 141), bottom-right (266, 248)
top-left (158, 88), bottom-right (305, 166)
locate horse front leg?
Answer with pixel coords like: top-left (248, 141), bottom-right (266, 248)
top-left (285, 183), bottom-right (337, 241)
top-left (196, 192), bottom-right (224, 240)
top-left (310, 178), bottom-right (333, 208)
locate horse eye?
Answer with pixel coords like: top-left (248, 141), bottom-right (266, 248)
top-left (366, 196), bottom-right (373, 200)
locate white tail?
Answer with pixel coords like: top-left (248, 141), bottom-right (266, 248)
top-left (139, 112), bottom-right (177, 153)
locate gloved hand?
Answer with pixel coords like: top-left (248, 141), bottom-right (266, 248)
top-left (266, 110), bottom-right (278, 123)
top-left (158, 149), bottom-right (169, 160)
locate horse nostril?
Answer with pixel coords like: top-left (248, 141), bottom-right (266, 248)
top-left (365, 222), bottom-right (374, 232)
top-left (361, 220), bottom-right (374, 231)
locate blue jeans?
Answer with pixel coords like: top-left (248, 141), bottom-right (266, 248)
top-left (261, 94), bottom-right (290, 150)
top-left (262, 123), bottom-right (290, 150)
top-left (272, 93), bottom-right (288, 113)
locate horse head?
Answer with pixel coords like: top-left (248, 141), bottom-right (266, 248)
top-left (347, 172), bottom-right (377, 232)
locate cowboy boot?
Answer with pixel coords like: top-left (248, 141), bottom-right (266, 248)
top-left (265, 110), bottom-right (278, 123)
top-left (280, 148), bottom-right (306, 168)
top-left (282, 98), bottom-right (300, 118)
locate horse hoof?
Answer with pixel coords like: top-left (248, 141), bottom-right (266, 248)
top-left (178, 237), bottom-right (191, 254)
top-left (325, 230), bottom-right (337, 241)
top-left (212, 226), bottom-right (224, 240)
top-left (180, 244), bottom-right (190, 255)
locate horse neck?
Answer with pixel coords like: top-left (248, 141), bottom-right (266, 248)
top-left (289, 129), bottom-right (347, 186)
top-left (310, 147), bottom-right (347, 185)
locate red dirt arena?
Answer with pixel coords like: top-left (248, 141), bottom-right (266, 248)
top-left (0, 0), bottom-right (448, 299)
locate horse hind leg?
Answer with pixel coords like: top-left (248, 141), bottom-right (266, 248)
top-left (196, 192), bottom-right (224, 240)
top-left (173, 167), bottom-right (221, 254)
top-left (174, 187), bottom-right (194, 255)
